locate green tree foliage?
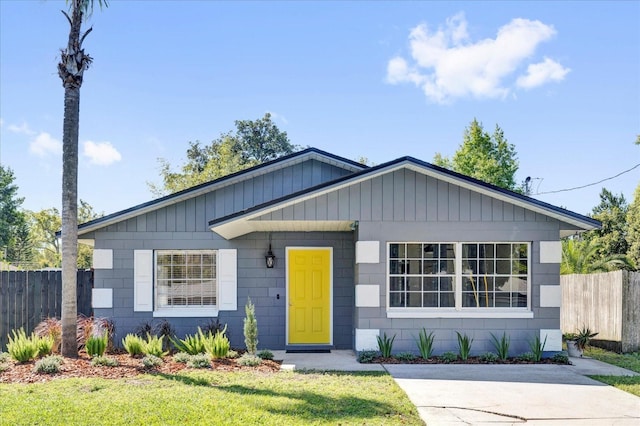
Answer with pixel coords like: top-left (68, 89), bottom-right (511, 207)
top-left (6, 217), bottom-right (35, 267)
top-left (561, 238), bottom-right (633, 274)
top-left (0, 166), bottom-right (26, 256)
top-left (585, 188), bottom-right (630, 261)
top-left (434, 119), bottom-right (520, 191)
top-left (149, 113), bottom-right (298, 196)
top-left (626, 184), bottom-right (640, 269)
top-left (243, 298), bottom-right (258, 355)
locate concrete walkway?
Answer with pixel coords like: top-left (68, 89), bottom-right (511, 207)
top-left (273, 351), bottom-right (640, 425)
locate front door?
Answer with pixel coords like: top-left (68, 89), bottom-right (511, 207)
top-left (287, 248), bottom-right (332, 345)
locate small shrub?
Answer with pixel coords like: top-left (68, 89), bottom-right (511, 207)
top-left (186, 353), bottom-right (211, 369)
top-left (91, 356), bottom-right (119, 367)
top-left (204, 328), bottom-right (230, 359)
top-left (0, 352), bottom-right (11, 364)
top-left (122, 334), bottom-right (145, 357)
top-left (7, 328), bottom-right (39, 362)
top-left (377, 332), bottom-right (396, 358)
top-left (415, 329), bottom-right (434, 359)
top-left (237, 353), bottom-right (262, 366)
top-left (143, 334), bottom-right (169, 358)
top-left (134, 321), bottom-right (153, 339)
top-left (141, 354), bottom-right (163, 368)
top-left (551, 352), bottom-right (570, 364)
top-left (153, 320), bottom-right (175, 350)
top-left (357, 350), bottom-right (380, 363)
top-left (85, 332), bottom-right (108, 358)
top-left (440, 351), bottom-right (458, 363)
top-left (257, 349), bottom-right (274, 360)
top-left (35, 334), bottom-right (55, 357)
top-left (456, 332), bottom-right (474, 361)
top-left (34, 318), bottom-right (62, 353)
top-left (243, 298), bottom-right (258, 355)
top-left (528, 335), bottom-right (548, 362)
top-left (479, 352), bottom-right (499, 363)
top-left (33, 355), bottom-right (63, 374)
top-left (201, 318), bottom-right (227, 336)
top-left (517, 352), bottom-right (536, 362)
top-left (394, 352), bottom-right (416, 362)
top-left (490, 332), bottom-right (510, 361)
top-left (170, 328), bottom-right (207, 355)
top-left (226, 349), bottom-right (239, 359)
top-left (173, 352), bottom-right (193, 363)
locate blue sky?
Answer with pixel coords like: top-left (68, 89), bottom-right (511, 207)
top-left (1, 1), bottom-right (638, 218)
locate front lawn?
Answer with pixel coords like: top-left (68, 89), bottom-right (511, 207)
top-left (0, 370), bottom-right (423, 425)
top-left (584, 347), bottom-right (640, 397)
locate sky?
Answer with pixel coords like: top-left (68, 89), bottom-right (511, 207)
top-left (1, 0), bottom-right (638, 219)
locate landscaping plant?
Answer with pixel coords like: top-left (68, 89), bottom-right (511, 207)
top-left (490, 332), bottom-right (510, 360)
top-left (170, 328), bottom-right (207, 355)
top-left (456, 332), bottom-right (473, 360)
top-left (90, 356), bottom-right (118, 367)
top-left (204, 328), bottom-right (230, 359)
top-left (377, 332), bottom-right (396, 358)
top-left (36, 334), bottom-right (55, 357)
top-left (7, 328), bottom-right (39, 362)
top-left (85, 332), bottom-right (108, 358)
top-left (415, 329), bottom-right (434, 359)
top-left (357, 350), bottom-right (379, 363)
top-left (33, 355), bottom-right (63, 374)
top-left (143, 334), bottom-right (169, 358)
top-left (243, 297), bottom-right (258, 355)
top-left (528, 335), bottom-right (548, 362)
top-left (237, 353), bottom-right (262, 366)
top-left (142, 354), bottom-right (163, 368)
top-left (394, 352), bottom-right (416, 362)
top-left (122, 334), bottom-right (145, 357)
top-left (440, 351), bottom-right (458, 363)
top-left (257, 349), bottom-right (274, 360)
top-left (186, 353), bottom-right (211, 369)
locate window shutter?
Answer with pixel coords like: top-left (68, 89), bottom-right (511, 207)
top-left (134, 250), bottom-right (153, 312)
top-left (218, 249), bottom-right (237, 311)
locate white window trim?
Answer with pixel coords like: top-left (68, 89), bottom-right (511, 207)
top-left (154, 249), bottom-right (218, 314)
top-left (386, 242), bottom-right (532, 319)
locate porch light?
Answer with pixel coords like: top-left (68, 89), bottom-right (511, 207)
top-left (265, 244), bottom-right (276, 268)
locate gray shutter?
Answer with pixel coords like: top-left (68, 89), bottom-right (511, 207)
top-left (134, 250), bottom-right (153, 312)
top-left (217, 249), bottom-right (237, 311)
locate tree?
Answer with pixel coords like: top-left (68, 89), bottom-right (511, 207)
top-left (0, 166), bottom-right (26, 261)
top-left (627, 184), bottom-right (640, 269)
top-left (6, 216), bottom-right (35, 268)
top-left (434, 119), bottom-right (520, 191)
top-left (561, 238), bottom-right (633, 274)
top-left (149, 113), bottom-right (298, 196)
top-left (58, 0), bottom-right (106, 358)
top-left (585, 188), bottom-right (629, 262)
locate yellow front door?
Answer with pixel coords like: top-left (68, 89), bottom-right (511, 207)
top-left (287, 248), bottom-right (331, 345)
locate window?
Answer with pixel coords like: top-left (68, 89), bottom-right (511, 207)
top-left (155, 250), bottom-right (217, 310)
top-left (388, 242), bottom-right (530, 314)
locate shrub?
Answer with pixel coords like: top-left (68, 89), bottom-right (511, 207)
top-left (134, 321), bottom-right (153, 339)
top-left (395, 352), bottom-right (416, 362)
top-left (357, 350), bottom-right (380, 363)
top-left (490, 332), bottom-right (510, 361)
top-left (517, 352), bottom-right (536, 362)
top-left (141, 355), bottom-right (163, 368)
top-left (551, 352), bottom-right (570, 364)
top-left (33, 355), bottom-right (63, 374)
top-left (416, 329), bottom-right (434, 359)
top-left (204, 327), bottom-right (230, 359)
top-left (237, 353), bottom-right (262, 366)
top-left (143, 334), bottom-right (169, 358)
top-left (34, 318), bottom-right (62, 353)
top-left (528, 335), bottom-right (548, 362)
top-left (201, 318), bottom-right (227, 336)
top-left (85, 332), bottom-right (108, 358)
top-left (257, 349), bottom-right (274, 360)
top-left (122, 334), bottom-right (145, 357)
top-left (0, 352), bottom-right (11, 364)
top-left (91, 356), bottom-right (119, 367)
top-left (36, 334), bottom-right (55, 357)
top-left (244, 298), bottom-right (258, 355)
top-left (479, 352), bottom-right (499, 363)
top-left (7, 328), bottom-right (39, 362)
top-left (186, 354), bottom-right (211, 369)
top-left (456, 332), bottom-right (473, 361)
top-left (170, 329), bottom-right (207, 355)
top-left (173, 352), bottom-right (193, 363)
top-left (153, 320), bottom-right (175, 350)
top-left (376, 332), bottom-right (396, 358)
top-left (440, 351), bottom-right (458, 363)
top-left (226, 349), bottom-right (239, 359)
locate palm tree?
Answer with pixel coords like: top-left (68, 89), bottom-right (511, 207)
top-left (58, 0), bottom-right (107, 357)
top-left (561, 238), bottom-right (633, 275)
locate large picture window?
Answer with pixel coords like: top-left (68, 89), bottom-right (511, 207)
top-left (155, 250), bottom-right (217, 309)
top-left (388, 242), bottom-right (530, 314)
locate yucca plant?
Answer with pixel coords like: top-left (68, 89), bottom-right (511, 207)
top-left (204, 327), bottom-right (230, 359)
top-left (122, 334), bottom-right (145, 357)
top-left (143, 334), bottom-right (169, 358)
top-left (528, 335), bottom-right (548, 362)
top-left (170, 328), bottom-right (207, 355)
top-left (7, 328), bottom-right (39, 362)
top-left (490, 332), bottom-right (510, 361)
top-left (415, 329), bottom-right (435, 359)
top-left (376, 332), bottom-right (396, 358)
top-left (85, 332), bottom-right (108, 357)
top-left (456, 332), bottom-right (473, 361)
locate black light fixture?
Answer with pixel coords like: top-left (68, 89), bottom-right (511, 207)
top-left (265, 234), bottom-right (276, 268)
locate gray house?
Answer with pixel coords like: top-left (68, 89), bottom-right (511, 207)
top-left (80, 148), bottom-right (599, 355)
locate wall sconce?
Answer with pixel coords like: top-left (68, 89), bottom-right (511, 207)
top-left (265, 243), bottom-right (276, 268)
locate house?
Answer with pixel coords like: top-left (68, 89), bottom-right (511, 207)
top-left (79, 148), bottom-right (600, 355)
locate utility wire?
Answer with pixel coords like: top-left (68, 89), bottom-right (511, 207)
top-left (534, 162), bottom-right (640, 195)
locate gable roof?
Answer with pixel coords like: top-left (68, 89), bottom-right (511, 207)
top-left (209, 155), bottom-right (601, 239)
top-left (77, 148), bottom-right (367, 236)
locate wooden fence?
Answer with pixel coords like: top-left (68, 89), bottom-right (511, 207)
top-left (0, 270), bottom-right (93, 351)
top-left (561, 270), bottom-right (640, 353)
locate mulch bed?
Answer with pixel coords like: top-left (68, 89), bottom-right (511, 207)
top-left (0, 352), bottom-right (281, 384)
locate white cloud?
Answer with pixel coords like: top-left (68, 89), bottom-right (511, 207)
top-left (29, 132), bottom-right (62, 157)
top-left (387, 14), bottom-right (567, 103)
top-left (8, 121), bottom-right (36, 135)
top-left (82, 141), bottom-right (122, 166)
top-left (516, 57), bottom-right (570, 89)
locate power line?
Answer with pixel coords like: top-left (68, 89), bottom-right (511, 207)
top-left (534, 162), bottom-right (640, 195)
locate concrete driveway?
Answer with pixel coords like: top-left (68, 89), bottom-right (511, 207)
top-left (386, 362), bottom-right (640, 425)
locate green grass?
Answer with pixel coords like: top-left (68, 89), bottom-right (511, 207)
top-left (0, 370), bottom-right (422, 426)
top-left (584, 347), bottom-right (640, 397)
